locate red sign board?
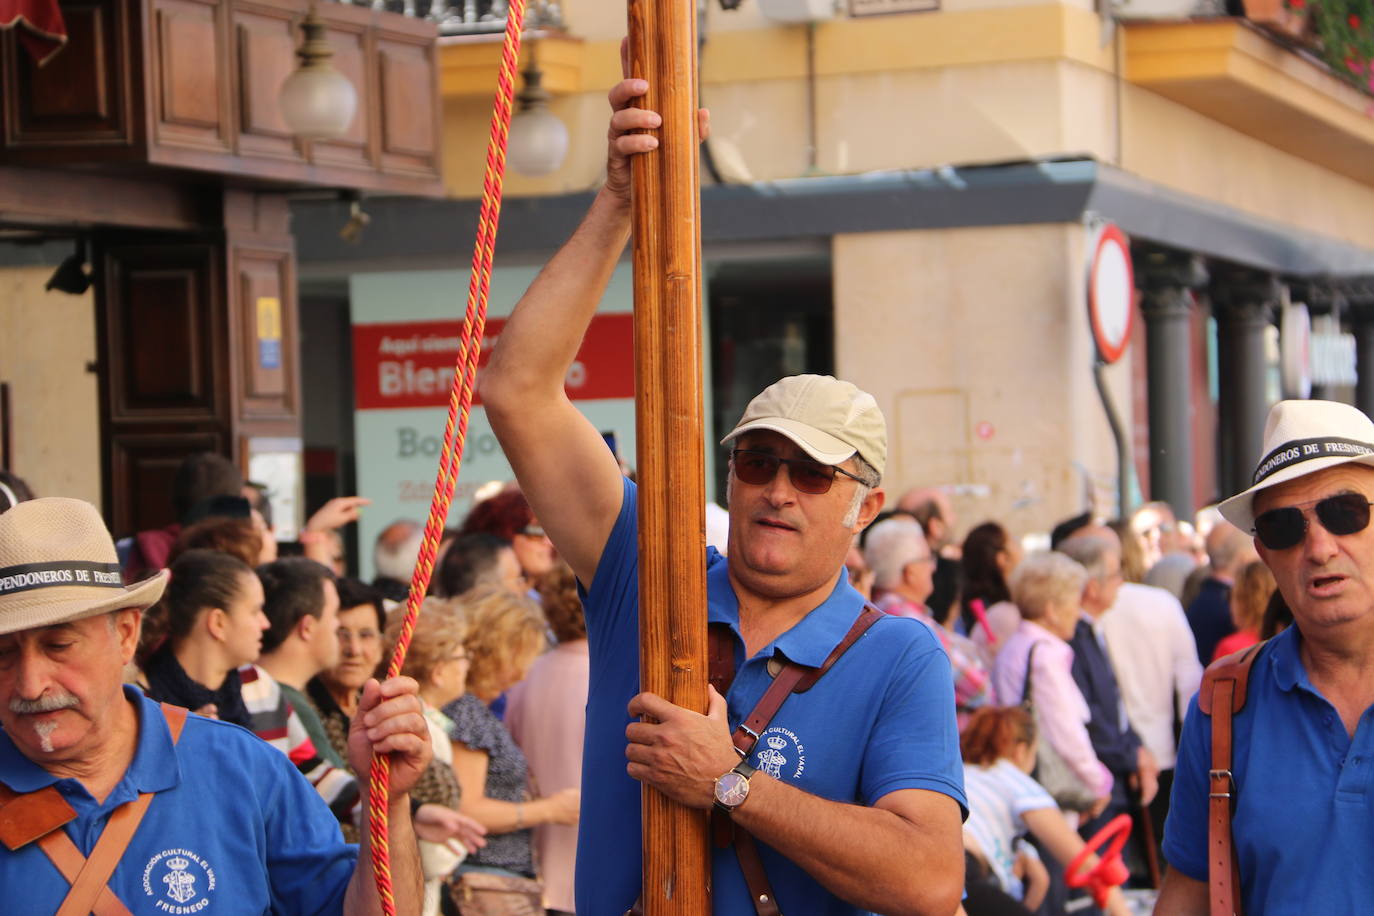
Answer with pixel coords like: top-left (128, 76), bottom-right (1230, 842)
top-left (352, 314), bottom-right (635, 410)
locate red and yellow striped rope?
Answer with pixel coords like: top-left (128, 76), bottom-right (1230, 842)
top-left (367, 1), bottom-right (530, 910)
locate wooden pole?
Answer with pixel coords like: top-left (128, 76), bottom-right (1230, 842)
top-left (627, 0), bottom-right (711, 909)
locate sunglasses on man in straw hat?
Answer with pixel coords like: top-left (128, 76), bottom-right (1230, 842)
top-left (1218, 399), bottom-right (1374, 549)
top-left (0, 498), bottom-right (168, 637)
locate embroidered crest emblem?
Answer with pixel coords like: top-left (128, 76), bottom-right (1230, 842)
top-left (754, 727), bottom-right (806, 780)
top-left (143, 847), bottom-right (217, 914)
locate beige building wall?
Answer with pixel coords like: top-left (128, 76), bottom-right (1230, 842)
top-left (834, 222), bottom-right (1133, 538)
top-left (0, 265), bottom-right (102, 506)
top-left (447, 8), bottom-right (1374, 252)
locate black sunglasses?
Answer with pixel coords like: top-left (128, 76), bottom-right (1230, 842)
top-left (1252, 492), bottom-right (1374, 550)
top-left (730, 449), bottom-right (864, 495)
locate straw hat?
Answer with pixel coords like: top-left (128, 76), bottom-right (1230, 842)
top-left (721, 374), bottom-right (887, 478)
top-left (1219, 400), bottom-right (1374, 532)
top-left (0, 497), bottom-right (168, 636)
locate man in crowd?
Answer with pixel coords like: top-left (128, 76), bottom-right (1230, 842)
top-left (0, 498), bottom-right (428, 914)
top-left (898, 486), bottom-right (961, 624)
top-left (373, 520), bottom-right (423, 603)
top-left (1159, 400), bottom-right (1374, 911)
top-left (1096, 524), bottom-right (1201, 869)
top-left (477, 75), bottom-right (966, 915)
top-left (435, 532), bottom-right (526, 597)
top-left (1057, 527), bottom-right (1160, 834)
top-left (1184, 520), bottom-right (1257, 664)
top-left (249, 557), bottom-right (360, 824)
top-left (864, 516), bottom-right (990, 728)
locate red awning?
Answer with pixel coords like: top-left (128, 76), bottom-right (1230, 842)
top-left (0, 0), bottom-right (67, 66)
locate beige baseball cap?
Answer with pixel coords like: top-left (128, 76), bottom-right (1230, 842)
top-left (720, 374), bottom-right (887, 478)
top-left (0, 497), bottom-right (168, 636)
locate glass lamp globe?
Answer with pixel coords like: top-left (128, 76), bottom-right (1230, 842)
top-left (279, 11), bottom-right (358, 140)
top-left (508, 104), bottom-right (569, 176)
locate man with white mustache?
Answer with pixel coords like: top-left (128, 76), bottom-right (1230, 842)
top-left (0, 497), bottom-right (431, 915)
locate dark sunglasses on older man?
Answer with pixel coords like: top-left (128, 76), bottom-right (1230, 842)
top-left (1252, 492), bottom-right (1374, 550)
top-left (730, 448), bottom-right (865, 495)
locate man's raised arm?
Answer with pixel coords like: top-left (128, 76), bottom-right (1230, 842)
top-left (480, 77), bottom-right (669, 587)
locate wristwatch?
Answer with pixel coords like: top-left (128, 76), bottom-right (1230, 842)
top-left (713, 760), bottom-right (757, 814)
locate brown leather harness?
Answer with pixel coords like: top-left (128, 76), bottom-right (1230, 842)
top-left (1197, 642), bottom-right (1264, 916)
top-left (708, 605), bottom-right (883, 916)
top-left (0, 703), bottom-right (189, 916)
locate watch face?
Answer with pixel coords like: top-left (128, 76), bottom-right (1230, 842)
top-left (714, 771), bottom-right (750, 808)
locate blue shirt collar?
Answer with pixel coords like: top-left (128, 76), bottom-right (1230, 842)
top-left (1269, 624), bottom-right (1310, 695)
top-left (0, 685), bottom-right (183, 797)
top-left (707, 559), bottom-right (867, 668)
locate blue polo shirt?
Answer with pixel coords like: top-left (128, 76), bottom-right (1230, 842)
top-left (1163, 625), bottom-right (1374, 910)
top-left (576, 479), bottom-right (966, 915)
top-left (0, 687), bottom-right (356, 914)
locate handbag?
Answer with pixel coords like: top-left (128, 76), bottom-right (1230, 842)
top-left (448, 870), bottom-right (544, 916)
top-left (1020, 641), bottom-right (1099, 813)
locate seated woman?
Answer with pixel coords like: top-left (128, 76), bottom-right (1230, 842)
top-left (140, 549), bottom-right (268, 726)
top-left (961, 706), bottom-right (1131, 916)
top-left (991, 551), bottom-right (1113, 821)
top-left (442, 587), bottom-right (581, 883)
top-left (385, 601), bottom-right (483, 916)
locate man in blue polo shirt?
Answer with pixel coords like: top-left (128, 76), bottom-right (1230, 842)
top-left (479, 73), bottom-right (966, 915)
top-left (1157, 399), bottom-right (1374, 913)
top-left (0, 497), bottom-right (431, 915)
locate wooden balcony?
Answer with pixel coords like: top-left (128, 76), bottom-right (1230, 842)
top-left (0, 0), bottom-right (444, 195)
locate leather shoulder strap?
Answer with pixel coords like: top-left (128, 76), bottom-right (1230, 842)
top-left (0, 783), bottom-right (76, 851)
top-left (730, 606), bottom-right (883, 756)
top-left (719, 605), bottom-right (884, 916)
top-left (709, 622), bottom-right (736, 697)
top-left (1199, 640), bottom-right (1264, 916)
top-left (160, 702), bottom-right (189, 745)
top-left (1198, 642), bottom-right (1265, 716)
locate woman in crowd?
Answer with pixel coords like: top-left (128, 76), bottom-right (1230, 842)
top-left (171, 515), bottom-right (265, 568)
top-left (140, 549), bottom-right (268, 726)
top-left (991, 552), bottom-right (1112, 820)
top-left (1260, 588), bottom-right (1293, 641)
top-left (312, 577), bottom-right (487, 851)
top-left (504, 565), bottom-right (590, 916)
top-left (962, 521), bottom-right (1021, 656)
top-left (460, 488), bottom-right (557, 581)
top-left (442, 587), bottom-right (581, 885)
top-left (309, 576), bottom-right (388, 765)
top-left (1213, 559), bottom-right (1276, 661)
top-left (961, 707), bottom-right (1131, 916)
top-left (385, 602), bottom-right (477, 916)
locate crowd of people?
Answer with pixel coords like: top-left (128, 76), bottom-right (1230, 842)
top-left (3, 63), bottom-right (1373, 916)
top-left (0, 416), bottom-right (1301, 916)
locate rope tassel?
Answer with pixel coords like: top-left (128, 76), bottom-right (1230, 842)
top-left (366, 1), bottom-right (530, 910)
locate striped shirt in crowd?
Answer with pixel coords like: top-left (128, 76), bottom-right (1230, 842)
top-left (240, 664), bottom-right (360, 832)
top-left (962, 759), bottom-right (1055, 901)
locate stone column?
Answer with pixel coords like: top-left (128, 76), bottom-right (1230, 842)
top-left (1212, 271), bottom-right (1280, 498)
top-left (1136, 250), bottom-right (1207, 523)
top-left (1350, 292), bottom-right (1374, 418)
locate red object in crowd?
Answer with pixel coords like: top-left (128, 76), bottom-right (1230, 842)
top-left (1066, 813), bottom-right (1133, 907)
top-left (969, 598), bottom-right (998, 645)
top-left (0, 0), bottom-right (67, 65)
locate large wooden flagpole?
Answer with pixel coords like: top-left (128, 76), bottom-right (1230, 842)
top-left (627, 0), bottom-right (711, 908)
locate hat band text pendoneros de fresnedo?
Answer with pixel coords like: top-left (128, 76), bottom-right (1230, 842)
top-left (0, 561), bottom-right (125, 596)
top-left (1251, 437), bottom-right (1374, 487)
